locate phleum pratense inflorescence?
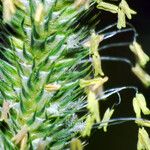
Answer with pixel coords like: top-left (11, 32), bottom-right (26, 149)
top-left (0, 0), bottom-right (150, 149)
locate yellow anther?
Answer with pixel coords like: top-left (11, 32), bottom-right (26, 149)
top-left (130, 41), bottom-right (149, 67)
top-left (137, 128), bottom-right (150, 150)
top-left (84, 32), bottom-right (104, 76)
top-left (87, 90), bottom-right (100, 123)
top-left (92, 51), bottom-right (104, 76)
top-left (117, 0), bottom-right (136, 29)
top-left (90, 33), bottom-right (104, 55)
top-left (99, 108), bottom-right (114, 132)
top-left (80, 77), bottom-right (108, 90)
top-left (133, 93), bottom-right (150, 118)
top-left (81, 114), bottom-right (94, 137)
top-left (133, 97), bottom-right (141, 118)
top-left (132, 64), bottom-right (150, 87)
top-left (70, 138), bottom-right (83, 150)
top-left (136, 120), bottom-right (150, 128)
top-left (45, 84), bottom-right (61, 92)
top-left (97, 2), bottom-right (118, 14)
top-left (117, 8), bottom-right (126, 29)
top-left (119, 0), bottom-right (136, 20)
top-left (12, 126), bottom-right (28, 145)
top-left (136, 93), bottom-right (150, 115)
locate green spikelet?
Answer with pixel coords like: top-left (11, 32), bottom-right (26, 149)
top-left (0, 0), bottom-right (91, 149)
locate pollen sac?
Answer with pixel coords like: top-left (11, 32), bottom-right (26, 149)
top-left (117, 0), bottom-right (136, 29)
top-left (133, 97), bottom-right (141, 118)
top-left (45, 83), bottom-right (61, 92)
top-left (132, 64), bottom-right (150, 87)
top-left (90, 33), bottom-right (104, 55)
top-left (99, 108), bottom-right (114, 132)
top-left (92, 54), bottom-right (104, 76)
top-left (96, 2), bottom-right (118, 14)
top-left (80, 77), bottom-right (108, 90)
top-left (133, 93), bottom-right (150, 117)
top-left (89, 32), bottom-right (104, 76)
top-left (119, 0), bottom-right (137, 20)
top-left (129, 41), bottom-right (149, 67)
top-left (70, 138), bottom-right (83, 150)
top-left (133, 93), bottom-right (150, 126)
top-left (81, 114), bottom-right (94, 137)
top-left (87, 90), bottom-right (100, 123)
top-left (136, 93), bottom-right (150, 115)
top-left (137, 127), bottom-right (150, 150)
top-left (136, 120), bottom-right (150, 128)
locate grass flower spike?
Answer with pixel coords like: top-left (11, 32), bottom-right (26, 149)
top-left (0, 0), bottom-right (149, 149)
